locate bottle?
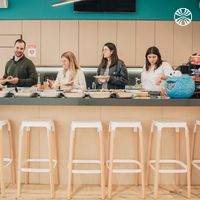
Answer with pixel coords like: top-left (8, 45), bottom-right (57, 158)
top-left (37, 72), bottom-right (41, 90)
top-left (92, 82), bottom-right (96, 90)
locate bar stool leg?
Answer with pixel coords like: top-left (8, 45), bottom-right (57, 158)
top-left (135, 133), bottom-right (139, 186)
top-left (99, 130), bottom-right (105, 199)
top-left (185, 128), bottom-right (191, 199)
top-left (17, 130), bottom-right (23, 197)
top-left (146, 126), bottom-right (153, 186)
top-left (24, 129), bottom-right (31, 184)
top-left (175, 130), bottom-right (180, 185)
top-left (191, 124), bottom-right (197, 182)
top-left (154, 129), bottom-right (162, 199)
top-left (8, 126), bottom-right (16, 184)
top-left (0, 127), bottom-right (5, 197)
top-left (67, 129), bottom-right (75, 199)
top-left (53, 131), bottom-right (59, 185)
top-left (108, 130), bottom-right (115, 199)
top-left (106, 127), bottom-right (111, 187)
top-left (47, 130), bottom-right (55, 199)
top-left (138, 127), bottom-right (145, 198)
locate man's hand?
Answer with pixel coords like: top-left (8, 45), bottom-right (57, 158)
top-left (7, 76), bottom-right (19, 84)
top-left (0, 83), bottom-right (3, 89)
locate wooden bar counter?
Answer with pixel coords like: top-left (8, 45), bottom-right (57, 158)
top-left (1, 97), bottom-right (200, 186)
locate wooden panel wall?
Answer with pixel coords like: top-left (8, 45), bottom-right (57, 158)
top-left (0, 20), bottom-right (200, 77)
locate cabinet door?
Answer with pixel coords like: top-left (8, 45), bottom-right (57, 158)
top-left (117, 21), bottom-right (136, 66)
top-left (79, 20), bottom-right (98, 66)
top-left (41, 20), bottom-right (60, 65)
top-left (135, 21), bottom-right (155, 66)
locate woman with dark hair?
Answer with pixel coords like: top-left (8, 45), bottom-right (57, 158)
top-left (141, 46), bottom-right (173, 91)
top-left (96, 42), bottom-right (128, 89)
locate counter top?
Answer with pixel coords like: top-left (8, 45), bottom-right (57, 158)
top-left (0, 97), bottom-right (200, 106)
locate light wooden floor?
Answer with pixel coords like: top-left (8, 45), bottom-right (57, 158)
top-left (1, 184), bottom-right (200, 200)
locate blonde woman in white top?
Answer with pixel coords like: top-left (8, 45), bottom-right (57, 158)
top-left (141, 46), bottom-right (173, 91)
top-left (48, 51), bottom-right (86, 91)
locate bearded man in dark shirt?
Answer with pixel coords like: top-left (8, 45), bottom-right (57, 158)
top-left (0, 39), bottom-right (37, 87)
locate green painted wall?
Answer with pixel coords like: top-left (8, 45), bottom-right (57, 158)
top-left (0, 0), bottom-right (199, 20)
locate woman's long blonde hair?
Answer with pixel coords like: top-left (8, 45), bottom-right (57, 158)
top-left (61, 51), bottom-right (80, 80)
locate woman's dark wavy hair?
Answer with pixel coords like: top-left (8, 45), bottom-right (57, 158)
top-left (99, 42), bottom-right (119, 68)
top-left (145, 46), bottom-right (163, 71)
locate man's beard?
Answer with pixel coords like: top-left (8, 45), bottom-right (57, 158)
top-left (15, 52), bottom-right (23, 57)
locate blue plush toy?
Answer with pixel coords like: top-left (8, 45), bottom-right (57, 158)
top-left (165, 71), bottom-right (195, 99)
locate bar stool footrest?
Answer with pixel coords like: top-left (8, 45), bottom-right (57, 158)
top-left (21, 158), bottom-right (57, 173)
top-left (149, 159), bottom-right (188, 173)
top-left (3, 157), bottom-right (12, 168)
top-left (72, 169), bottom-right (101, 174)
top-left (192, 160), bottom-right (200, 170)
top-left (107, 159), bottom-right (142, 173)
top-left (72, 159), bottom-right (101, 164)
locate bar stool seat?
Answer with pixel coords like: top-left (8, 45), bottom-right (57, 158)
top-left (107, 121), bottom-right (145, 198)
top-left (0, 120), bottom-right (15, 197)
top-left (146, 120), bottom-right (191, 199)
top-left (67, 121), bottom-right (105, 199)
top-left (192, 120), bottom-right (200, 171)
top-left (17, 119), bottom-right (59, 198)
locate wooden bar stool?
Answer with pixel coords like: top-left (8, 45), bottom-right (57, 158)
top-left (67, 121), bottom-right (105, 199)
top-left (17, 120), bottom-right (59, 198)
top-left (146, 120), bottom-right (191, 199)
top-left (191, 120), bottom-right (200, 174)
top-left (107, 121), bottom-right (145, 199)
top-left (0, 120), bottom-right (15, 197)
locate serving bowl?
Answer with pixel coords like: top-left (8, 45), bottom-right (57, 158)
top-left (64, 92), bottom-right (85, 98)
top-left (0, 91), bottom-right (8, 97)
top-left (39, 90), bottom-right (60, 98)
top-left (14, 91), bottom-right (34, 97)
top-left (116, 92), bottom-right (133, 98)
top-left (88, 91), bottom-right (111, 98)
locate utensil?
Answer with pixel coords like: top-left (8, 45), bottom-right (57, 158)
top-left (15, 86), bottom-right (18, 93)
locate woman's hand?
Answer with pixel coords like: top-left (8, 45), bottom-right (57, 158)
top-left (155, 76), bottom-right (162, 85)
top-left (64, 80), bottom-right (74, 86)
top-left (98, 76), bottom-right (110, 84)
